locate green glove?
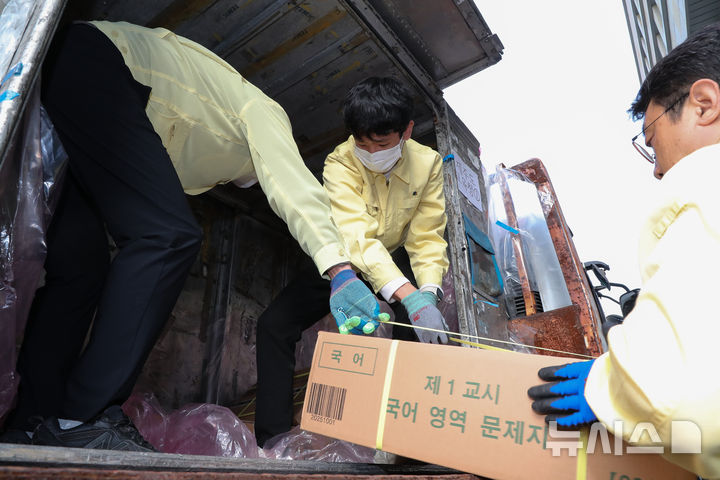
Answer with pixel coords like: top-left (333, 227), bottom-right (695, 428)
top-left (401, 290), bottom-right (448, 344)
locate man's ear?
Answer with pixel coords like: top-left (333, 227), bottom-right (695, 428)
top-left (402, 120), bottom-right (415, 140)
top-left (688, 79), bottom-right (720, 126)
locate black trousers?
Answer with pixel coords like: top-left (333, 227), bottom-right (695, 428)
top-left (10, 24), bottom-right (202, 427)
top-left (254, 248), bottom-right (417, 446)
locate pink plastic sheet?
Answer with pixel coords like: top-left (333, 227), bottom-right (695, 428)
top-left (123, 392), bottom-right (258, 457)
top-left (124, 392), bottom-right (376, 462)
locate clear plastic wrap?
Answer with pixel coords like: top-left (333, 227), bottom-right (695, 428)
top-left (0, 0), bottom-right (34, 79)
top-left (0, 84), bottom-right (67, 424)
top-left (438, 263), bottom-right (458, 333)
top-left (123, 392), bottom-right (259, 457)
top-left (486, 167), bottom-right (570, 318)
top-left (295, 314), bottom-right (338, 371)
top-left (295, 304), bottom-right (394, 370)
top-left (506, 322), bottom-right (538, 354)
top-left (259, 425), bottom-right (376, 462)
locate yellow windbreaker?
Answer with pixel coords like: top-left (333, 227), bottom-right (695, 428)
top-left (323, 136), bottom-right (448, 293)
top-left (585, 142), bottom-right (720, 478)
top-left (89, 21), bottom-right (347, 275)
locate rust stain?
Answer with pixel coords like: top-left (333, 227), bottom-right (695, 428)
top-left (314, 84), bottom-right (329, 95)
top-left (497, 169), bottom-right (537, 316)
top-left (510, 158), bottom-right (605, 357)
top-left (146, 0), bottom-right (218, 30)
top-left (508, 305), bottom-right (589, 356)
top-left (340, 32), bottom-right (370, 53)
top-left (330, 60), bottom-right (363, 80)
top-left (242, 8), bottom-right (347, 77)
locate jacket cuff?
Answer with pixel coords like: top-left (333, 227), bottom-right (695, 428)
top-left (379, 277), bottom-right (411, 303)
top-left (415, 268), bottom-right (445, 289)
top-left (313, 242), bottom-right (350, 279)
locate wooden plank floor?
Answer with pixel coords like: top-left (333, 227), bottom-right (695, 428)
top-left (0, 444), bottom-right (487, 479)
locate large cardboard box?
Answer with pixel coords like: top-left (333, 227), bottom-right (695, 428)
top-left (300, 332), bottom-right (694, 480)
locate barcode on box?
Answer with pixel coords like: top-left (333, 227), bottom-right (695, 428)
top-left (306, 382), bottom-right (347, 420)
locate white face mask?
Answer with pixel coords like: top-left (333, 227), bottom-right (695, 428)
top-left (354, 139), bottom-right (404, 173)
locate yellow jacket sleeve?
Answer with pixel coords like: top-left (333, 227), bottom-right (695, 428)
top-left (323, 150), bottom-right (402, 291)
top-left (240, 99), bottom-right (348, 275)
top-left (89, 21), bottom-right (349, 276)
top-left (584, 144), bottom-right (720, 479)
top-left (404, 152), bottom-right (448, 287)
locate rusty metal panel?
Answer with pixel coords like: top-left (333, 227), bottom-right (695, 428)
top-left (511, 159), bottom-right (604, 357)
top-left (508, 305), bottom-right (588, 357)
top-left (437, 130), bottom-right (604, 356)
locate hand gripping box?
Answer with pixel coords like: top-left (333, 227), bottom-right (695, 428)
top-left (300, 332), bottom-right (695, 480)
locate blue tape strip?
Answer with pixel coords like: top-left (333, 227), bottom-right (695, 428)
top-left (462, 213), bottom-right (504, 292)
top-left (474, 299), bottom-right (499, 308)
top-left (442, 154), bottom-right (454, 163)
top-left (0, 91), bottom-right (19, 102)
top-left (492, 255), bottom-right (504, 291)
top-left (0, 62), bottom-right (23, 89)
top-left (495, 220), bottom-right (519, 235)
top-left (463, 213), bottom-right (494, 253)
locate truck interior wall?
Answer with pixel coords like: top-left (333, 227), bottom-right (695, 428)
top-left (4, 0), bottom-right (498, 412)
top-left (131, 195), bottom-right (311, 409)
top-left (59, 0), bottom-right (440, 177)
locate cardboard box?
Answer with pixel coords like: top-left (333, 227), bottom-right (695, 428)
top-left (300, 332), bottom-right (695, 480)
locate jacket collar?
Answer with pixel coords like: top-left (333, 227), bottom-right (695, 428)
top-left (390, 144), bottom-right (411, 184)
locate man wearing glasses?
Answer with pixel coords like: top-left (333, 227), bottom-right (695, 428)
top-left (528, 22), bottom-right (720, 478)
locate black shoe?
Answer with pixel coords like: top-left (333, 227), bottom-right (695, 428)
top-left (34, 406), bottom-right (155, 452)
top-left (0, 415), bottom-right (43, 445)
top-left (0, 428), bottom-right (33, 444)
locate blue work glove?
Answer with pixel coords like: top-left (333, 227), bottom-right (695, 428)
top-left (401, 290), bottom-right (448, 344)
top-left (527, 360), bottom-right (598, 428)
top-left (329, 270), bottom-right (382, 335)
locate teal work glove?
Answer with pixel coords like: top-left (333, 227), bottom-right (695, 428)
top-left (329, 270), bottom-right (382, 335)
top-left (527, 360), bottom-right (598, 428)
top-left (401, 290), bottom-right (448, 344)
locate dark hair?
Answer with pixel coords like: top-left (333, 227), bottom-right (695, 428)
top-left (343, 77), bottom-right (413, 138)
top-left (630, 22), bottom-right (720, 121)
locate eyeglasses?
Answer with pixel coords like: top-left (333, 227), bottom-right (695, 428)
top-left (631, 93), bottom-right (689, 163)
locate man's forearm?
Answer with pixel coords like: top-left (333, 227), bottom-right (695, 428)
top-left (325, 262), bottom-right (353, 279)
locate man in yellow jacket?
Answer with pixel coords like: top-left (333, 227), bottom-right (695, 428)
top-left (255, 77), bottom-right (449, 447)
top-left (3, 21), bottom-right (382, 450)
top-left (528, 22), bottom-right (720, 479)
